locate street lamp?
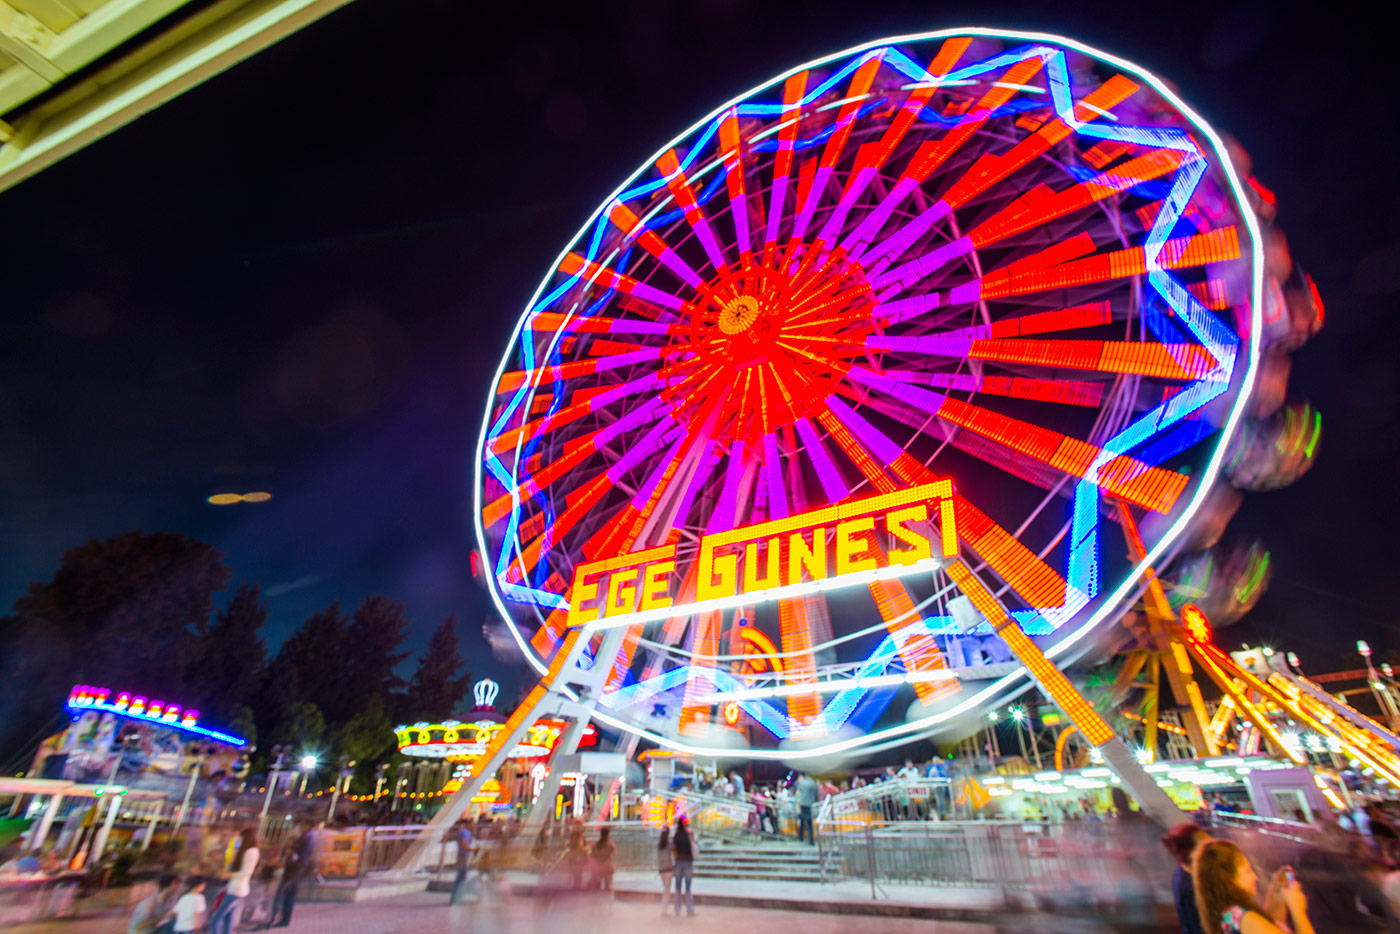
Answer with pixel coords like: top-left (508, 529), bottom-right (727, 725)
top-left (298, 754), bottom-right (318, 796)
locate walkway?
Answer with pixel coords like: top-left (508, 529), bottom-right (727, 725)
top-left (4, 885), bottom-right (1171, 934)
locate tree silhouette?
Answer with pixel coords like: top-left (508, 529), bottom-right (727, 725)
top-left (187, 583), bottom-right (268, 716)
top-left (403, 616), bottom-right (471, 722)
top-left (0, 531), bottom-right (230, 756)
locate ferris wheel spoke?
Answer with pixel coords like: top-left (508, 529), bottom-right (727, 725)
top-left (937, 398), bottom-right (1188, 513)
top-left (794, 416), bottom-right (852, 504)
top-left (507, 419), bottom-right (684, 582)
top-left (656, 148), bottom-right (731, 275)
top-left (967, 148), bottom-right (1185, 247)
top-left (605, 200), bottom-right (705, 289)
top-left (843, 365), bottom-right (1187, 513)
top-left (979, 225), bottom-right (1241, 301)
top-left (719, 108), bottom-right (757, 265)
top-left (817, 38), bottom-right (973, 251)
top-left (764, 70), bottom-right (808, 258)
top-left (489, 372), bottom-right (666, 457)
top-left (556, 251), bottom-right (689, 312)
top-left (850, 74), bottom-right (1143, 266)
top-left (482, 397), bottom-right (672, 529)
top-left (952, 495), bottom-right (1068, 615)
top-left (790, 54), bottom-right (885, 243)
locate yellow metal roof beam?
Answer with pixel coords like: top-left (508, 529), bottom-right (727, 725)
top-left (0, 0), bottom-right (354, 194)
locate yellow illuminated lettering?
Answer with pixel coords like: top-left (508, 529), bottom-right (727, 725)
top-left (885, 504), bottom-right (931, 567)
top-left (639, 559), bottom-right (676, 612)
top-left (567, 570), bottom-right (601, 627)
top-left (836, 517), bottom-right (878, 576)
top-left (743, 537), bottom-right (781, 592)
top-left (787, 528), bottom-right (826, 585)
top-left (696, 540), bottom-right (737, 602)
top-left (604, 567), bottom-right (640, 617)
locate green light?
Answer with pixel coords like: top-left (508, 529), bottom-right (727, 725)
top-left (94, 788), bottom-right (104, 796)
top-left (1233, 550), bottom-right (1271, 603)
top-left (1304, 411), bottom-right (1322, 458)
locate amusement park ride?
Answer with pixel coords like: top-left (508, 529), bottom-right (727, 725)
top-left (400, 27), bottom-right (1382, 862)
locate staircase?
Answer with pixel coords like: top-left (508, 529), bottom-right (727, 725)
top-left (695, 840), bottom-right (833, 883)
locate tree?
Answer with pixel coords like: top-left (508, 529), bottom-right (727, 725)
top-left (339, 596), bottom-right (412, 721)
top-left (402, 616), bottom-right (471, 722)
top-left (0, 531), bottom-right (231, 755)
top-left (187, 583), bottom-right (268, 716)
top-left (272, 701), bottom-right (327, 753)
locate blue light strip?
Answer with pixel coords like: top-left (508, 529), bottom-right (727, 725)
top-left (66, 701), bottom-right (246, 747)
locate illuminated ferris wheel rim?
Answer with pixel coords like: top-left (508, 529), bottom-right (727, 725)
top-left (473, 27), bottom-right (1264, 759)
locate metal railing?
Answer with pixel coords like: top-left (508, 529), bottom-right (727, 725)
top-left (815, 815), bottom-right (1319, 908)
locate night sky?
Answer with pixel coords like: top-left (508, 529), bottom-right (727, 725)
top-left (3, 1), bottom-right (1395, 697)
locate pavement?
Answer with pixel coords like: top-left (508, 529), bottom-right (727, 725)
top-left (0, 888), bottom-right (1140, 934)
top-left (5, 870), bottom-right (1175, 934)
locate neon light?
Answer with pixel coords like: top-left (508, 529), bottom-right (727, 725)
top-left (567, 481), bottom-right (953, 630)
top-left (473, 29), bottom-right (1265, 761)
top-left (66, 685), bottom-right (245, 746)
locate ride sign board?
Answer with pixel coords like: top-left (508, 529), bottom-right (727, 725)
top-left (565, 481), bottom-right (957, 630)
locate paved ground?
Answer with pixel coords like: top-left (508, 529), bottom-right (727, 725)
top-left (6, 891), bottom-right (1000, 934)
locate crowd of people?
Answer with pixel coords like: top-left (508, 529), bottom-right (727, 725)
top-left (116, 820), bottom-right (322, 934)
top-left (1165, 803), bottom-right (1400, 934)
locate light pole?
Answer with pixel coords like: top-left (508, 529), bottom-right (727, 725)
top-left (1011, 705), bottom-right (1040, 768)
top-left (327, 757), bottom-right (355, 823)
top-left (1358, 642), bottom-right (1400, 732)
top-left (261, 745), bottom-right (293, 822)
top-left (172, 752), bottom-right (208, 835)
top-left (373, 764), bottom-right (388, 804)
top-left (986, 710), bottom-right (1001, 761)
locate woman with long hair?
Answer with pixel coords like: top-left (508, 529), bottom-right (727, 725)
top-left (1193, 840), bottom-right (1313, 934)
top-left (656, 826), bottom-right (674, 916)
top-left (209, 827), bottom-right (259, 934)
top-left (589, 827), bottom-right (616, 893)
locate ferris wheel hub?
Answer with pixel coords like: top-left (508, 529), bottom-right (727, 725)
top-left (678, 247), bottom-right (874, 439)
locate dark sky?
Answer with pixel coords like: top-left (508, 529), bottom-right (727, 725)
top-left (2, 0), bottom-right (1395, 696)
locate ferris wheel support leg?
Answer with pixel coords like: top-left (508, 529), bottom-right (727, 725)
top-left (391, 626), bottom-right (615, 873)
top-left (1115, 501), bottom-right (1218, 757)
top-left (945, 560), bottom-right (1187, 828)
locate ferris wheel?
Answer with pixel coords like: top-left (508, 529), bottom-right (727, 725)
top-left (475, 30), bottom-right (1265, 761)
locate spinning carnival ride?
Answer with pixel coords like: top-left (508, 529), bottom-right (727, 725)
top-left (431, 30), bottom-right (1344, 836)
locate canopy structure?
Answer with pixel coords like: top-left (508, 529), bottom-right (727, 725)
top-left (0, 0), bottom-right (354, 194)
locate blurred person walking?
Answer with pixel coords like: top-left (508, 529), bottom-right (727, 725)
top-left (672, 817), bottom-right (696, 917)
top-left (172, 878), bottom-right (208, 934)
top-left (796, 773), bottom-right (819, 844)
top-left (1161, 823), bottom-right (1211, 934)
top-left (269, 820), bottom-right (320, 927)
top-left (1296, 821), bottom-right (1392, 932)
top-left (1194, 839), bottom-right (1315, 934)
top-left (656, 826), bottom-right (674, 916)
top-left (448, 817), bottom-right (474, 906)
top-left (209, 828), bottom-right (259, 934)
top-left (129, 874), bottom-right (179, 934)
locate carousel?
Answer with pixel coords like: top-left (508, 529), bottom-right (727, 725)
top-left (392, 678), bottom-right (595, 814)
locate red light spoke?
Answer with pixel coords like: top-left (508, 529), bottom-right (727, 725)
top-left (656, 149), bottom-right (730, 274)
top-left (936, 398), bottom-right (1187, 514)
top-left (969, 338), bottom-right (1218, 380)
